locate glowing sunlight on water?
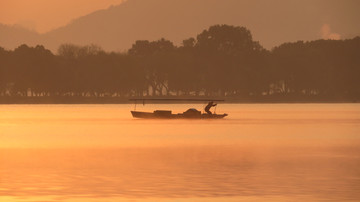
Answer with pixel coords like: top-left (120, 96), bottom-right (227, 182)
top-left (0, 104), bottom-right (360, 201)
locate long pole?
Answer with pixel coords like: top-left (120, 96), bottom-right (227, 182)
top-left (129, 98), bottom-right (225, 102)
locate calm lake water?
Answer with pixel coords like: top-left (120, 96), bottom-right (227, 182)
top-left (0, 104), bottom-right (360, 201)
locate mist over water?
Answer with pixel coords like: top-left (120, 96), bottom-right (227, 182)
top-left (1, 104), bottom-right (360, 201)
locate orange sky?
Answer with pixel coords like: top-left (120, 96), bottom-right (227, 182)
top-left (0, 0), bottom-right (125, 33)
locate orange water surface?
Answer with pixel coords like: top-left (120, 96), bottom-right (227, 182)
top-left (0, 104), bottom-right (359, 201)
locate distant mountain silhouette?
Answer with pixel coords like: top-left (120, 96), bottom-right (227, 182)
top-left (0, 24), bottom-right (41, 49)
top-left (1, 0), bottom-right (359, 52)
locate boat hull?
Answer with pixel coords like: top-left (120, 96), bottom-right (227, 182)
top-left (131, 111), bottom-right (227, 119)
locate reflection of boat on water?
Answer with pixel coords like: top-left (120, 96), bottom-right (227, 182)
top-left (130, 99), bottom-right (228, 119)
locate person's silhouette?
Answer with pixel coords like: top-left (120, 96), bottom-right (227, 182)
top-left (205, 101), bottom-right (217, 114)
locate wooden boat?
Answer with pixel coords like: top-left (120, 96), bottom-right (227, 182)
top-left (131, 109), bottom-right (227, 119)
top-left (129, 99), bottom-right (228, 119)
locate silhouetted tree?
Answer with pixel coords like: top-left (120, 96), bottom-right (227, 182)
top-left (129, 38), bottom-right (175, 96)
top-left (0, 25), bottom-right (359, 103)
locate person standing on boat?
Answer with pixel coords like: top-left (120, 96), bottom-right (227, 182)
top-left (205, 101), bottom-right (217, 114)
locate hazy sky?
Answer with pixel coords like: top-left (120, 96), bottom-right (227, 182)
top-left (0, 0), bottom-right (125, 33)
top-left (0, 0), bottom-right (359, 51)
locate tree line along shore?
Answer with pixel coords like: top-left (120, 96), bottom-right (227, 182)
top-left (1, 24), bottom-right (359, 104)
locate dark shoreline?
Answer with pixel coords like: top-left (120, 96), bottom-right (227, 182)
top-left (0, 96), bottom-right (358, 104)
